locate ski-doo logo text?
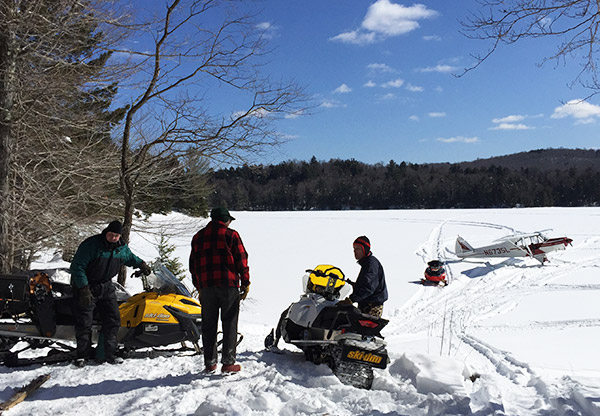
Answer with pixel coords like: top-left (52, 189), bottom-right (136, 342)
top-left (144, 313), bottom-right (171, 321)
top-left (346, 350), bottom-right (383, 364)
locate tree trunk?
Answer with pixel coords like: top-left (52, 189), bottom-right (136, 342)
top-left (117, 192), bottom-right (134, 286)
top-left (0, 8), bottom-right (16, 273)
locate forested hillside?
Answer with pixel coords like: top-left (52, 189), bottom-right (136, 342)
top-left (208, 148), bottom-right (600, 210)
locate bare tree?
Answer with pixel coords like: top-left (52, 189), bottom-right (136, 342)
top-left (461, 0), bottom-right (600, 93)
top-left (0, 0), bottom-right (128, 272)
top-left (113, 0), bottom-right (308, 284)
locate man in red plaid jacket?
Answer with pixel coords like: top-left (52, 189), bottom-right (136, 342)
top-left (189, 207), bottom-right (250, 374)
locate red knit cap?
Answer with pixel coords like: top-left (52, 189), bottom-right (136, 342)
top-left (353, 236), bottom-right (371, 256)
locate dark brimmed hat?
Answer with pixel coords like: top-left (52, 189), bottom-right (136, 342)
top-left (105, 220), bottom-right (123, 235)
top-left (210, 207), bottom-right (235, 222)
top-left (353, 236), bottom-right (371, 256)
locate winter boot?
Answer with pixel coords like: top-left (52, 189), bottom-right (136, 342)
top-left (221, 363), bottom-right (241, 373)
top-left (73, 358), bottom-right (87, 368)
top-left (204, 364), bottom-right (217, 374)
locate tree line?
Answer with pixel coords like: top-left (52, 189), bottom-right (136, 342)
top-left (208, 153), bottom-right (600, 210)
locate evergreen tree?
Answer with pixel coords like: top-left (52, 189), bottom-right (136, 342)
top-left (0, 0), bottom-right (126, 271)
top-left (156, 230), bottom-right (186, 281)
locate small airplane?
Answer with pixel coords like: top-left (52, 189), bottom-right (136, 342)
top-left (455, 231), bottom-right (573, 264)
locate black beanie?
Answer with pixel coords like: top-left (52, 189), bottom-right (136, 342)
top-left (106, 220), bottom-right (123, 234)
top-left (353, 236), bottom-right (371, 256)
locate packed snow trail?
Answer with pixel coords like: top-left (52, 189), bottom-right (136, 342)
top-left (387, 217), bottom-right (600, 415)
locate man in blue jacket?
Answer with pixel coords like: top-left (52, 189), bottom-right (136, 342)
top-left (348, 236), bottom-right (388, 318)
top-left (70, 220), bottom-right (150, 365)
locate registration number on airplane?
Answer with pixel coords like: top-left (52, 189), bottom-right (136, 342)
top-left (483, 247), bottom-right (509, 255)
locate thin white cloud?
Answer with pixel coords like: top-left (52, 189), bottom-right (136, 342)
top-left (256, 22), bottom-right (278, 39)
top-left (551, 99), bottom-right (600, 124)
top-left (492, 115), bottom-right (525, 124)
top-left (364, 80), bottom-right (377, 87)
top-left (330, 30), bottom-right (376, 45)
top-left (256, 22), bottom-right (272, 30)
top-left (405, 83), bottom-right (424, 92)
top-left (436, 136), bottom-right (480, 143)
top-left (379, 93), bottom-right (396, 100)
top-left (382, 78), bottom-right (404, 88)
top-left (330, 0), bottom-right (437, 45)
top-left (320, 99), bottom-right (345, 108)
top-left (409, 115), bottom-right (419, 121)
top-left (333, 84), bottom-right (352, 94)
top-left (419, 64), bottom-right (459, 73)
top-left (284, 110), bottom-right (304, 119)
top-left (232, 108), bottom-right (270, 119)
top-left (280, 133), bottom-right (299, 140)
top-left (490, 123), bottom-right (532, 130)
top-left (428, 112), bottom-right (446, 118)
top-left (423, 35), bottom-right (441, 41)
top-left (367, 63), bottom-right (395, 73)
top-left (490, 113), bottom-right (539, 130)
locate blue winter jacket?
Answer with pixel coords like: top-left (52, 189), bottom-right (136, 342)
top-left (349, 253), bottom-right (388, 306)
top-left (70, 229), bottom-right (143, 288)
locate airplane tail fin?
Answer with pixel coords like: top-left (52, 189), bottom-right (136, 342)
top-left (455, 236), bottom-right (474, 258)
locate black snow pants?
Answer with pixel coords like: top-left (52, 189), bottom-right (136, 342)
top-left (73, 280), bottom-right (121, 360)
top-left (200, 286), bottom-right (240, 366)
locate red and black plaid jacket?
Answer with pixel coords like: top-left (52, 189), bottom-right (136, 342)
top-left (189, 220), bottom-right (250, 290)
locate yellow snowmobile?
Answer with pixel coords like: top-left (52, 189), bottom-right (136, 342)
top-left (0, 262), bottom-right (204, 366)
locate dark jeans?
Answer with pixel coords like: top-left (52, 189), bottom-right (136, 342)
top-left (200, 286), bottom-right (240, 366)
top-left (73, 281), bottom-right (121, 360)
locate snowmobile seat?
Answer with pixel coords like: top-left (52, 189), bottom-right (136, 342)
top-left (312, 305), bottom-right (360, 330)
top-left (313, 305), bottom-right (388, 338)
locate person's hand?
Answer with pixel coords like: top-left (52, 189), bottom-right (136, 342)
top-left (139, 262), bottom-right (152, 276)
top-left (240, 283), bottom-right (250, 300)
top-left (78, 285), bottom-right (93, 309)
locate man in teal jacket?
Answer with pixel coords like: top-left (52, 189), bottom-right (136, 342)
top-left (70, 220), bottom-right (150, 365)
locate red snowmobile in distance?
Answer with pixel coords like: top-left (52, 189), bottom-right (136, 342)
top-left (422, 260), bottom-right (447, 287)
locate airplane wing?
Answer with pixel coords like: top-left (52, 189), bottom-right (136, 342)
top-left (494, 232), bottom-right (543, 243)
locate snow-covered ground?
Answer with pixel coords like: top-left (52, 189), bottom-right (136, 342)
top-left (2, 207), bottom-right (600, 415)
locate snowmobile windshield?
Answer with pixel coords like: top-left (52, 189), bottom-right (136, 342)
top-left (144, 263), bottom-right (192, 297)
top-left (302, 265), bottom-right (350, 299)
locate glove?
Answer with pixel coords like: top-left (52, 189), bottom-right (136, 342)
top-left (240, 283), bottom-right (250, 300)
top-left (78, 285), bottom-right (93, 309)
top-left (139, 262), bottom-right (152, 276)
top-left (337, 297), bottom-right (353, 306)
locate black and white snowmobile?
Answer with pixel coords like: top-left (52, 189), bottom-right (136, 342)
top-left (0, 262), bottom-right (206, 366)
top-left (264, 265), bottom-right (389, 389)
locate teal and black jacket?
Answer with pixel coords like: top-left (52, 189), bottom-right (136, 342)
top-left (70, 229), bottom-right (144, 289)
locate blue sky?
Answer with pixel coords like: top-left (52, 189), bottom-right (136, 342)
top-left (241, 0), bottom-right (600, 165)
